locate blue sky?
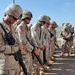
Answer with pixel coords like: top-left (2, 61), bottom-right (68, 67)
top-left (0, 0), bottom-right (75, 26)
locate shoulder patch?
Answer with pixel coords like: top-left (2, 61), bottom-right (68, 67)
top-left (19, 26), bottom-right (24, 33)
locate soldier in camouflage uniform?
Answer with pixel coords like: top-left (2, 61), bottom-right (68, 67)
top-left (48, 20), bottom-right (58, 61)
top-left (60, 23), bottom-right (71, 56)
top-left (31, 15), bottom-right (50, 73)
top-left (41, 16), bottom-right (52, 66)
top-left (16, 10), bottom-right (38, 75)
top-left (0, 3), bottom-right (23, 75)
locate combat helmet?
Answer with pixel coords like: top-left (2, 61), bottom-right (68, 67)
top-left (21, 10), bottom-right (33, 20)
top-left (50, 20), bottom-right (58, 27)
top-left (46, 16), bottom-right (51, 20)
top-left (38, 15), bottom-right (49, 22)
top-left (46, 16), bottom-right (51, 24)
top-left (63, 23), bottom-right (69, 30)
top-left (4, 3), bottom-right (22, 19)
top-left (63, 23), bottom-right (69, 26)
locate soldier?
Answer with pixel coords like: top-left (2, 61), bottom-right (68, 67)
top-left (48, 20), bottom-right (58, 61)
top-left (60, 23), bottom-right (71, 56)
top-left (0, 3), bottom-right (23, 75)
top-left (31, 15), bottom-right (50, 73)
top-left (16, 10), bottom-right (38, 75)
top-left (68, 24), bottom-right (74, 48)
top-left (41, 16), bottom-right (52, 66)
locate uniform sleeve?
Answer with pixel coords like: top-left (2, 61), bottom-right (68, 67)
top-left (17, 25), bottom-right (33, 53)
top-left (0, 26), bottom-right (6, 52)
top-left (30, 31), bottom-right (38, 48)
top-left (47, 30), bottom-right (51, 43)
top-left (27, 27), bottom-right (38, 48)
top-left (66, 31), bottom-right (71, 39)
top-left (41, 27), bottom-right (46, 46)
top-left (31, 26), bottom-right (42, 48)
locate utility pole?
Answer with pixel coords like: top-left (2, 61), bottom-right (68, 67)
top-left (13, 0), bottom-right (15, 3)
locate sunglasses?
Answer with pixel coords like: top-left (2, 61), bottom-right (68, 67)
top-left (42, 21), bottom-right (46, 24)
top-left (12, 16), bottom-right (17, 20)
top-left (26, 17), bottom-right (31, 20)
top-left (47, 23), bottom-right (50, 25)
top-left (10, 15), bottom-right (17, 20)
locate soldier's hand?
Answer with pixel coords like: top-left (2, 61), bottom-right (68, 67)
top-left (33, 47), bottom-right (39, 55)
top-left (63, 37), bottom-right (66, 39)
top-left (41, 45), bottom-right (46, 51)
top-left (49, 40), bottom-right (52, 44)
top-left (18, 44), bottom-right (23, 51)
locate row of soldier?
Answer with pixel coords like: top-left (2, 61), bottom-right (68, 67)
top-left (0, 3), bottom-right (60, 75)
top-left (14, 10), bottom-right (58, 75)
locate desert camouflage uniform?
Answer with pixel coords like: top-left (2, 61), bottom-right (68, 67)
top-left (31, 22), bottom-right (43, 61)
top-left (48, 21), bottom-right (58, 60)
top-left (41, 26), bottom-right (51, 63)
top-left (16, 21), bottom-right (34, 74)
top-left (49, 27), bottom-right (56, 58)
top-left (60, 25), bottom-right (71, 56)
top-left (0, 20), bottom-right (21, 75)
